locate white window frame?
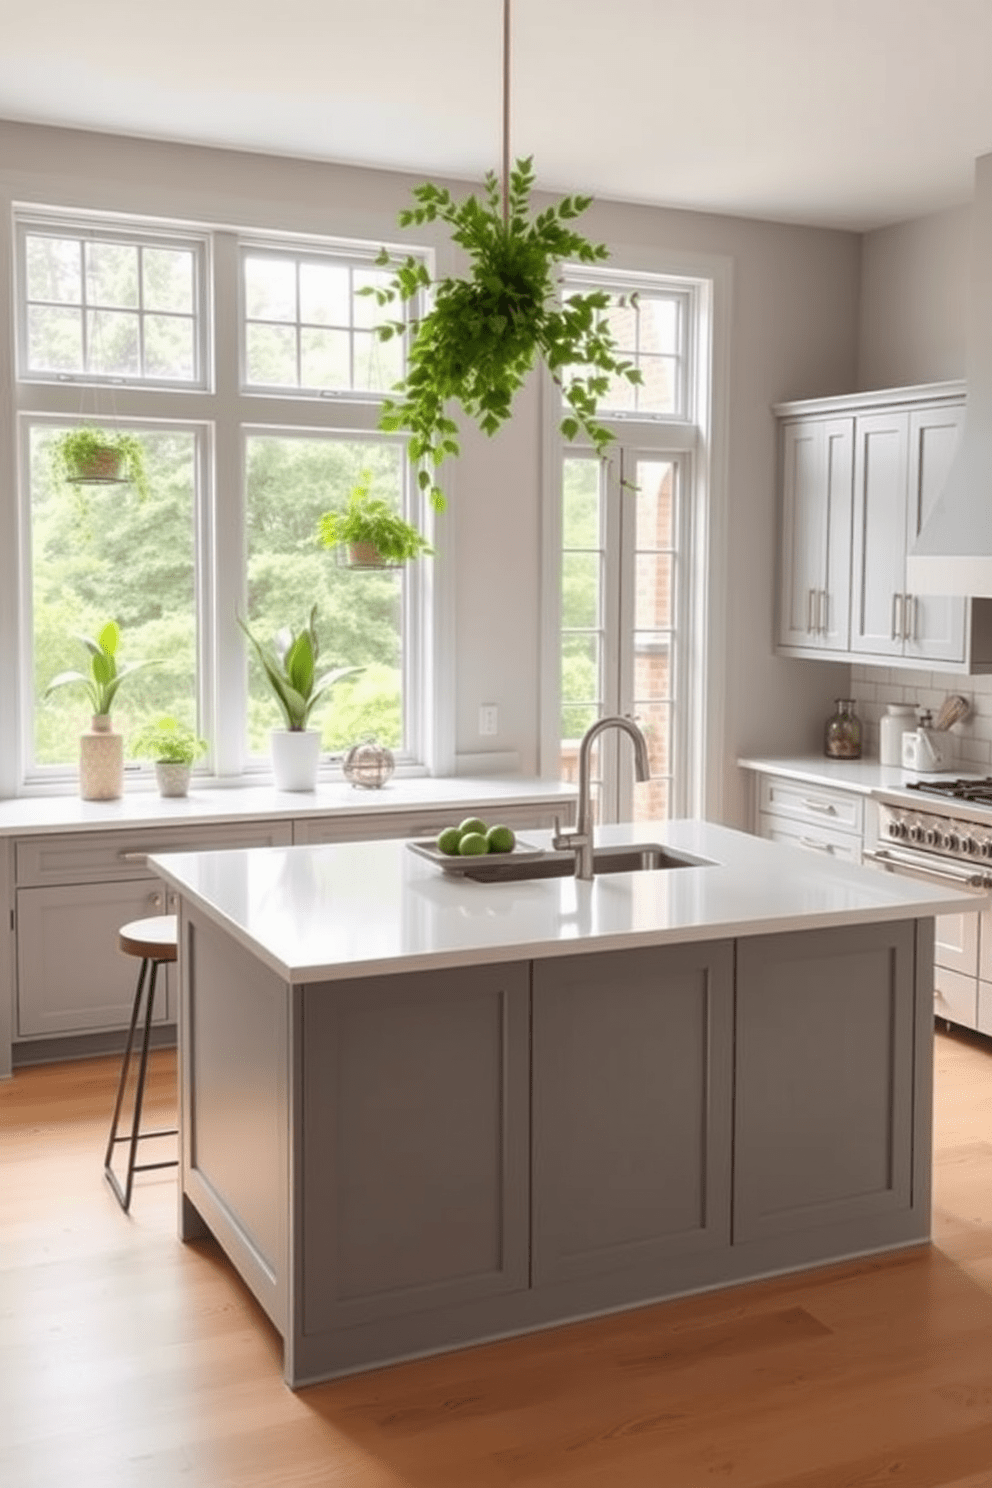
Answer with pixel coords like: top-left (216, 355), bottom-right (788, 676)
top-left (541, 257), bottom-right (731, 824)
top-left (11, 207), bottom-right (437, 792)
top-left (14, 211), bottom-right (211, 392)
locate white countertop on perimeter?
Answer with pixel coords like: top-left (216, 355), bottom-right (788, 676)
top-left (737, 754), bottom-right (962, 796)
top-left (150, 819), bottom-right (983, 985)
top-left (0, 776), bottom-right (577, 838)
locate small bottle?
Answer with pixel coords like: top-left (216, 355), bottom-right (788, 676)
top-left (824, 698), bottom-right (862, 760)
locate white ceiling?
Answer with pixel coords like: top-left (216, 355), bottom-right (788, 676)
top-left (4, 0), bottom-right (992, 232)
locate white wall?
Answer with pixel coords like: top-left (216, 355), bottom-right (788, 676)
top-left (0, 120), bottom-right (863, 825)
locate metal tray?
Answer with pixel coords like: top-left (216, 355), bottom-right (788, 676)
top-left (406, 837), bottom-right (545, 875)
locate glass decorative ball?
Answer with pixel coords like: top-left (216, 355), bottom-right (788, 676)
top-left (342, 738), bottom-right (395, 789)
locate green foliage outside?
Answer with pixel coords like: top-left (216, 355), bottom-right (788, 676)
top-left (32, 426), bottom-right (198, 765)
top-left (560, 458), bottom-right (601, 740)
top-left (245, 436), bottom-right (408, 754)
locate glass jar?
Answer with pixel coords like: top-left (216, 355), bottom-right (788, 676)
top-left (824, 698), bottom-right (862, 759)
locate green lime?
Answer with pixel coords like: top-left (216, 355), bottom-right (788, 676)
top-left (436, 827), bottom-right (463, 856)
top-left (459, 816), bottom-right (488, 837)
top-left (486, 824), bottom-right (515, 853)
top-left (458, 831), bottom-right (489, 856)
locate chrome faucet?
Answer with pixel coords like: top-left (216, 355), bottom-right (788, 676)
top-left (553, 715), bottom-right (651, 880)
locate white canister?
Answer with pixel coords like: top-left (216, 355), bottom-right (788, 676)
top-left (880, 704), bottom-right (917, 767)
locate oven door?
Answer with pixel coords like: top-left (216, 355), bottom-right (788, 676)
top-left (863, 845), bottom-right (985, 1026)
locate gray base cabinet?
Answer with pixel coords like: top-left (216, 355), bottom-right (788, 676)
top-left (177, 909), bottom-right (934, 1387)
top-left (532, 942), bottom-right (733, 1285)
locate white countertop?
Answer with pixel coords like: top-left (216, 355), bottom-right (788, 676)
top-left (737, 754), bottom-right (960, 796)
top-left (150, 819), bottom-right (983, 985)
top-left (0, 777), bottom-right (577, 838)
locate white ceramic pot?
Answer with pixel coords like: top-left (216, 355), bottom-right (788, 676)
top-left (79, 715), bottom-right (124, 801)
top-left (270, 728), bottom-right (321, 791)
top-left (155, 761), bottom-right (192, 797)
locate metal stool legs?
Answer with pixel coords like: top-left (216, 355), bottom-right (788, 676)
top-left (103, 953), bottom-right (178, 1212)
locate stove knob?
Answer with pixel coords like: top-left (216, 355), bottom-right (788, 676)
top-left (961, 836), bottom-right (977, 855)
top-left (887, 820), bottom-right (904, 839)
top-left (941, 831), bottom-right (960, 852)
top-left (981, 841), bottom-right (992, 861)
top-left (924, 827), bottom-right (938, 847)
top-left (908, 824), bottom-right (925, 844)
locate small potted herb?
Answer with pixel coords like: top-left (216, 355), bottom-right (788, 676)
top-left (132, 717), bottom-right (207, 798)
top-left (237, 605), bottom-right (360, 790)
top-left (318, 481), bottom-right (433, 569)
top-left (43, 621), bottom-right (156, 800)
top-left (51, 428), bottom-right (151, 501)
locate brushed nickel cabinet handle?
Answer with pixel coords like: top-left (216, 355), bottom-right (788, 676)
top-left (807, 588), bottom-right (815, 633)
top-left (818, 589), bottom-right (828, 634)
top-left (892, 592), bottom-right (904, 641)
top-left (904, 593), bottom-right (916, 641)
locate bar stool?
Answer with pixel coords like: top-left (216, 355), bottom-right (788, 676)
top-left (103, 914), bottom-right (179, 1212)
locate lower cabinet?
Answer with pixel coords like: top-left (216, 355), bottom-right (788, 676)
top-left (531, 942), bottom-right (734, 1285)
top-left (734, 921), bottom-right (916, 1243)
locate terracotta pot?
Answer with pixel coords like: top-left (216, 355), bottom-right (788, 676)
top-left (79, 715), bottom-right (124, 800)
top-left (347, 540), bottom-right (387, 568)
top-left (69, 446), bottom-right (125, 482)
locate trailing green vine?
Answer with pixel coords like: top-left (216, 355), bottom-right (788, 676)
top-left (367, 157), bottom-right (641, 511)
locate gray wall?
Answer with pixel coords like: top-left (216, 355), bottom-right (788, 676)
top-left (858, 204), bottom-right (971, 391)
top-left (0, 120), bottom-right (864, 824)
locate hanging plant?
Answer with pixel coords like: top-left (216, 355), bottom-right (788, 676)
top-left (50, 427), bottom-right (151, 502)
top-left (367, 157), bottom-right (641, 512)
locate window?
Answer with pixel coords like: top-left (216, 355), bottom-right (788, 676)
top-left (14, 210), bottom-right (429, 787)
top-left (16, 219), bottom-right (206, 386)
top-left (241, 245), bottom-right (402, 394)
top-left (550, 269), bottom-right (707, 825)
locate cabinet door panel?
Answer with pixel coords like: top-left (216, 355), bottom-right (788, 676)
top-left (735, 921), bottom-right (915, 1243)
top-left (905, 404), bottom-right (966, 663)
top-left (779, 422), bottom-right (827, 648)
top-left (17, 881), bottom-right (172, 1037)
top-left (532, 942), bottom-right (733, 1286)
top-left (851, 412), bottom-right (909, 657)
top-left (822, 419), bottom-right (855, 649)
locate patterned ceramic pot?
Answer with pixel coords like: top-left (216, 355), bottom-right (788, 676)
top-left (79, 715), bottom-right (124, 800)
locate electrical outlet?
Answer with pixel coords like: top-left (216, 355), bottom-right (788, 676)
top-left (479, 704), bottom-right (498, 737)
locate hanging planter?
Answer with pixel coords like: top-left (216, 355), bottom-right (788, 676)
top-left (50, 427), bottom-right (151, 500)
top-left (318, 479), bottom-right (434, 570)
top-left (363, 2), bottom-right (641, 512)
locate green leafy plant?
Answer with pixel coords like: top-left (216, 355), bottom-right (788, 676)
top-left (318, 478), bottom-right (433, 564)
top-left (238, 605), bottom-right (360, 731)
top-left (43, 620), bottom-right (155, 717)
top-left (132, 717), bottom-right (207, 765)
top-left (51, 427), bottom-right (151, 502)
top-left (366, 156), bottom-right (642, 511)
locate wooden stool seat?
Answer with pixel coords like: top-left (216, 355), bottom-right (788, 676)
top-left (104, 914), bottom-right (179, 1212)
top-left (119, 915), bottom-right (178, 962)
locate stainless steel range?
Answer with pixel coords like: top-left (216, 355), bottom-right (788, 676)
top-left (869, 778), bottom-right (992, 888)
top-left (867, 778), bottom-right (992, 1036)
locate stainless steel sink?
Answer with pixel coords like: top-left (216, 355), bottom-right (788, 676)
top-left (461, 843), bottom-right (714, 884)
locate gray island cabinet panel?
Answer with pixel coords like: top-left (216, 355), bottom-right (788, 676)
top-left (531, 941), bottom-right (734, 1287)
top-left (300, 962), bottom-right (530, 1335)
top-left (734, 920), bottom-right (916, 1245)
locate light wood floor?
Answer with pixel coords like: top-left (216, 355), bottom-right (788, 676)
top-left (2, 1030), bottom-right (992, 1487)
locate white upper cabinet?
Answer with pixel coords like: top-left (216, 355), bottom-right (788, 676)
top-left (776, 382), bottom-right (992, 674)
top-left (778, 417), bottom-right (853, 652)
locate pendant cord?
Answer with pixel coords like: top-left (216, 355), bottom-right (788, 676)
top-left (502, 0), bottom-right (510, 223)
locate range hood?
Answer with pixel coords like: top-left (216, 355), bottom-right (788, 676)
top-left (906, 151), bottom-right (992, 597)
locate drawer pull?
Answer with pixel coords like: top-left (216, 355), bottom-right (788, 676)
top-left (801, 799), bottom-right (836, 815)
top-left (118, 851), bottom-right (150, 865)
top-left (800, 837), bottom-right (833, 853)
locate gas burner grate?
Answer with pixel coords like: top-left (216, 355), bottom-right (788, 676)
top-left (904, 777), bottom-right (992, 803)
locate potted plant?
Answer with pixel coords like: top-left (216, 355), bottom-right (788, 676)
top-left (237, 605), bottom-right (360, 791)
top-left (50, 427), bottom-right (151, 502)
top-left (318, 480), bottom-right (433, 569)
top-left (364, 157), bottom-right (642, 511)
top-left (43, 620), bottom-right (156, 800)
top-left (132, 717), bottom-right (207, 798)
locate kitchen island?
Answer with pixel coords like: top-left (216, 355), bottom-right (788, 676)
top-left (152, 820), bottom-right (982, 1387)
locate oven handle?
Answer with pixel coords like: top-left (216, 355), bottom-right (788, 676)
top-left (862, 846), bottom-right (990, 891)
